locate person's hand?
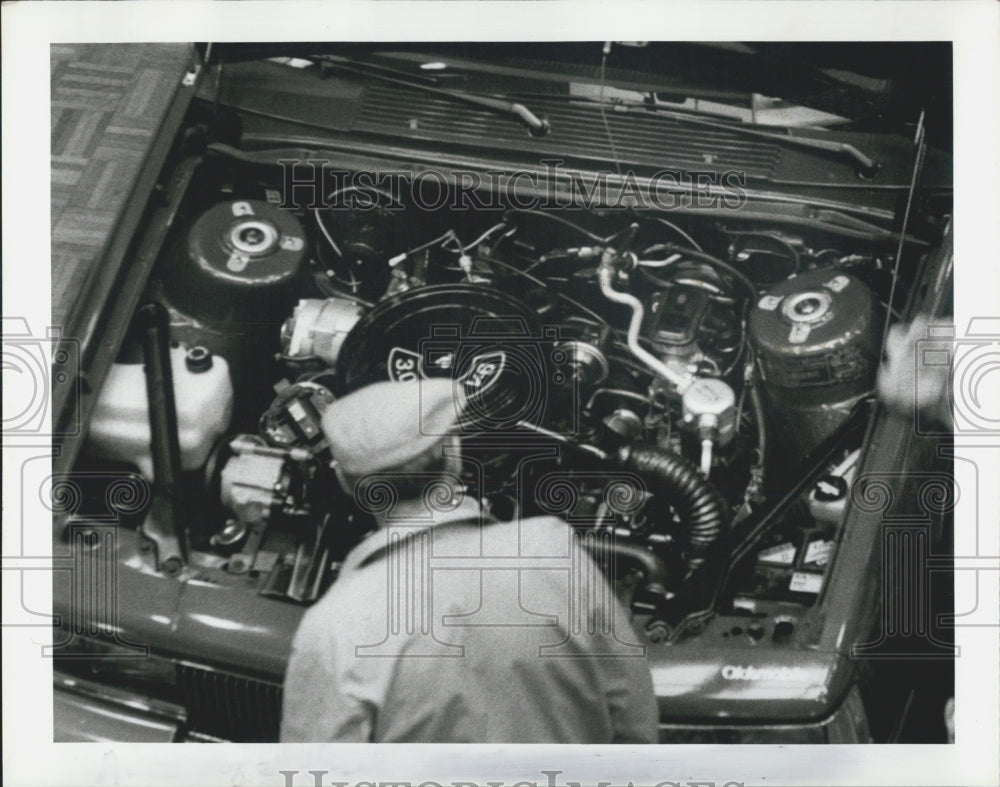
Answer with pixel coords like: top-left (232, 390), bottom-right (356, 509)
top-left (944, 696), bottom-right (955, 743)
top-left (876, 315), bottom-right (953, 429)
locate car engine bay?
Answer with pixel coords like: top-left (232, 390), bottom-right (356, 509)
top-left (50, 51), bottom-right (955, 741)
top-left (73, 149), bottom-right (907, 622)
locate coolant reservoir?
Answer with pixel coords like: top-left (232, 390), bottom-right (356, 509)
top-left (87, 344), bottom-right (233, 479)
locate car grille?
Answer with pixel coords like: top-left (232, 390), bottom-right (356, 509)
top-left (176, 663), bottom-right (283, 742)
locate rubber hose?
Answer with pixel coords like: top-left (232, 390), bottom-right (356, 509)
top-left (580, 535), bottom-right (670, 597)
top-left (618, 443), bottom-right (728, 573)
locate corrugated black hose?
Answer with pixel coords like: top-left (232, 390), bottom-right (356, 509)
top-left (618, 443), bottom-right (728, 575)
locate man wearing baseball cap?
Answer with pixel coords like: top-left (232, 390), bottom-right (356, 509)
top-left (281, 377), bottom-right (657, 743)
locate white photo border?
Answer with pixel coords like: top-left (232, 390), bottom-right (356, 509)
top-left (3, 2), bottom-right (998, 786)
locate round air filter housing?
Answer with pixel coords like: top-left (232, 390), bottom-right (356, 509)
top-left (337, 284), bottom-right (552, 430)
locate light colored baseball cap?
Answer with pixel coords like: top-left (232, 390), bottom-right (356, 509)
top-left (322, 378), bottom-right (465, 476)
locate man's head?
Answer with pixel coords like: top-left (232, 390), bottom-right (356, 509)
top-left (321, 378), bottom-right (466, 500)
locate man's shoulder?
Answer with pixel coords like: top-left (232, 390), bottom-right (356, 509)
top-left (483, 514), bottom-right (576, 535)
top-left (296, 560), bottom-right (386, 640)
top-left (509, 514), bottom-right (575, 530)
top-left (499, 513), bottom-right (581, 547)
top-left (427, 513), bottom-right (581, 556)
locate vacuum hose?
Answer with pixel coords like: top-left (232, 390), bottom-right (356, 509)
top-left (618, 443), bottom-right (728, 574)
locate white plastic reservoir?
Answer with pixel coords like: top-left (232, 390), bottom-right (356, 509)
top-left (86, 344), bottom-right (233, 480)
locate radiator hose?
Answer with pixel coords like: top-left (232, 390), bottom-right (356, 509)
top-left (618, 443), bottom-right (728, 574)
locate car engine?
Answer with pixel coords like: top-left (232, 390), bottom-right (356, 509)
top-left (41, 39), bottom-right (959, 748)
top-left (77, 150), bottom-right (896, 635)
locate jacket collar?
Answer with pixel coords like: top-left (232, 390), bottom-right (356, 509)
top-left (341, 494), bottom-right (487, 572)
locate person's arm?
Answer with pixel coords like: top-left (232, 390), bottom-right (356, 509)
top-left (604, 636), bottom-right (659, 743)
top-left (876, 314), bottom-right (953, 428)
top-left (280, 602), bottom-right (377, 742)
top-left (566, 531), bottom-right (659, 743)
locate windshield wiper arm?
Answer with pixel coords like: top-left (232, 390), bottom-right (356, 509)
top-left (566, 94), bottom-right (880, 177)
top-left (314, 55), bottom-right (550, 137)
top-left (641, 105), bottom-right (880, 177)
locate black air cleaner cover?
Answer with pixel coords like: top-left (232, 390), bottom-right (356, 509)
top-left (337, 284), bottom-right (553, 431)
